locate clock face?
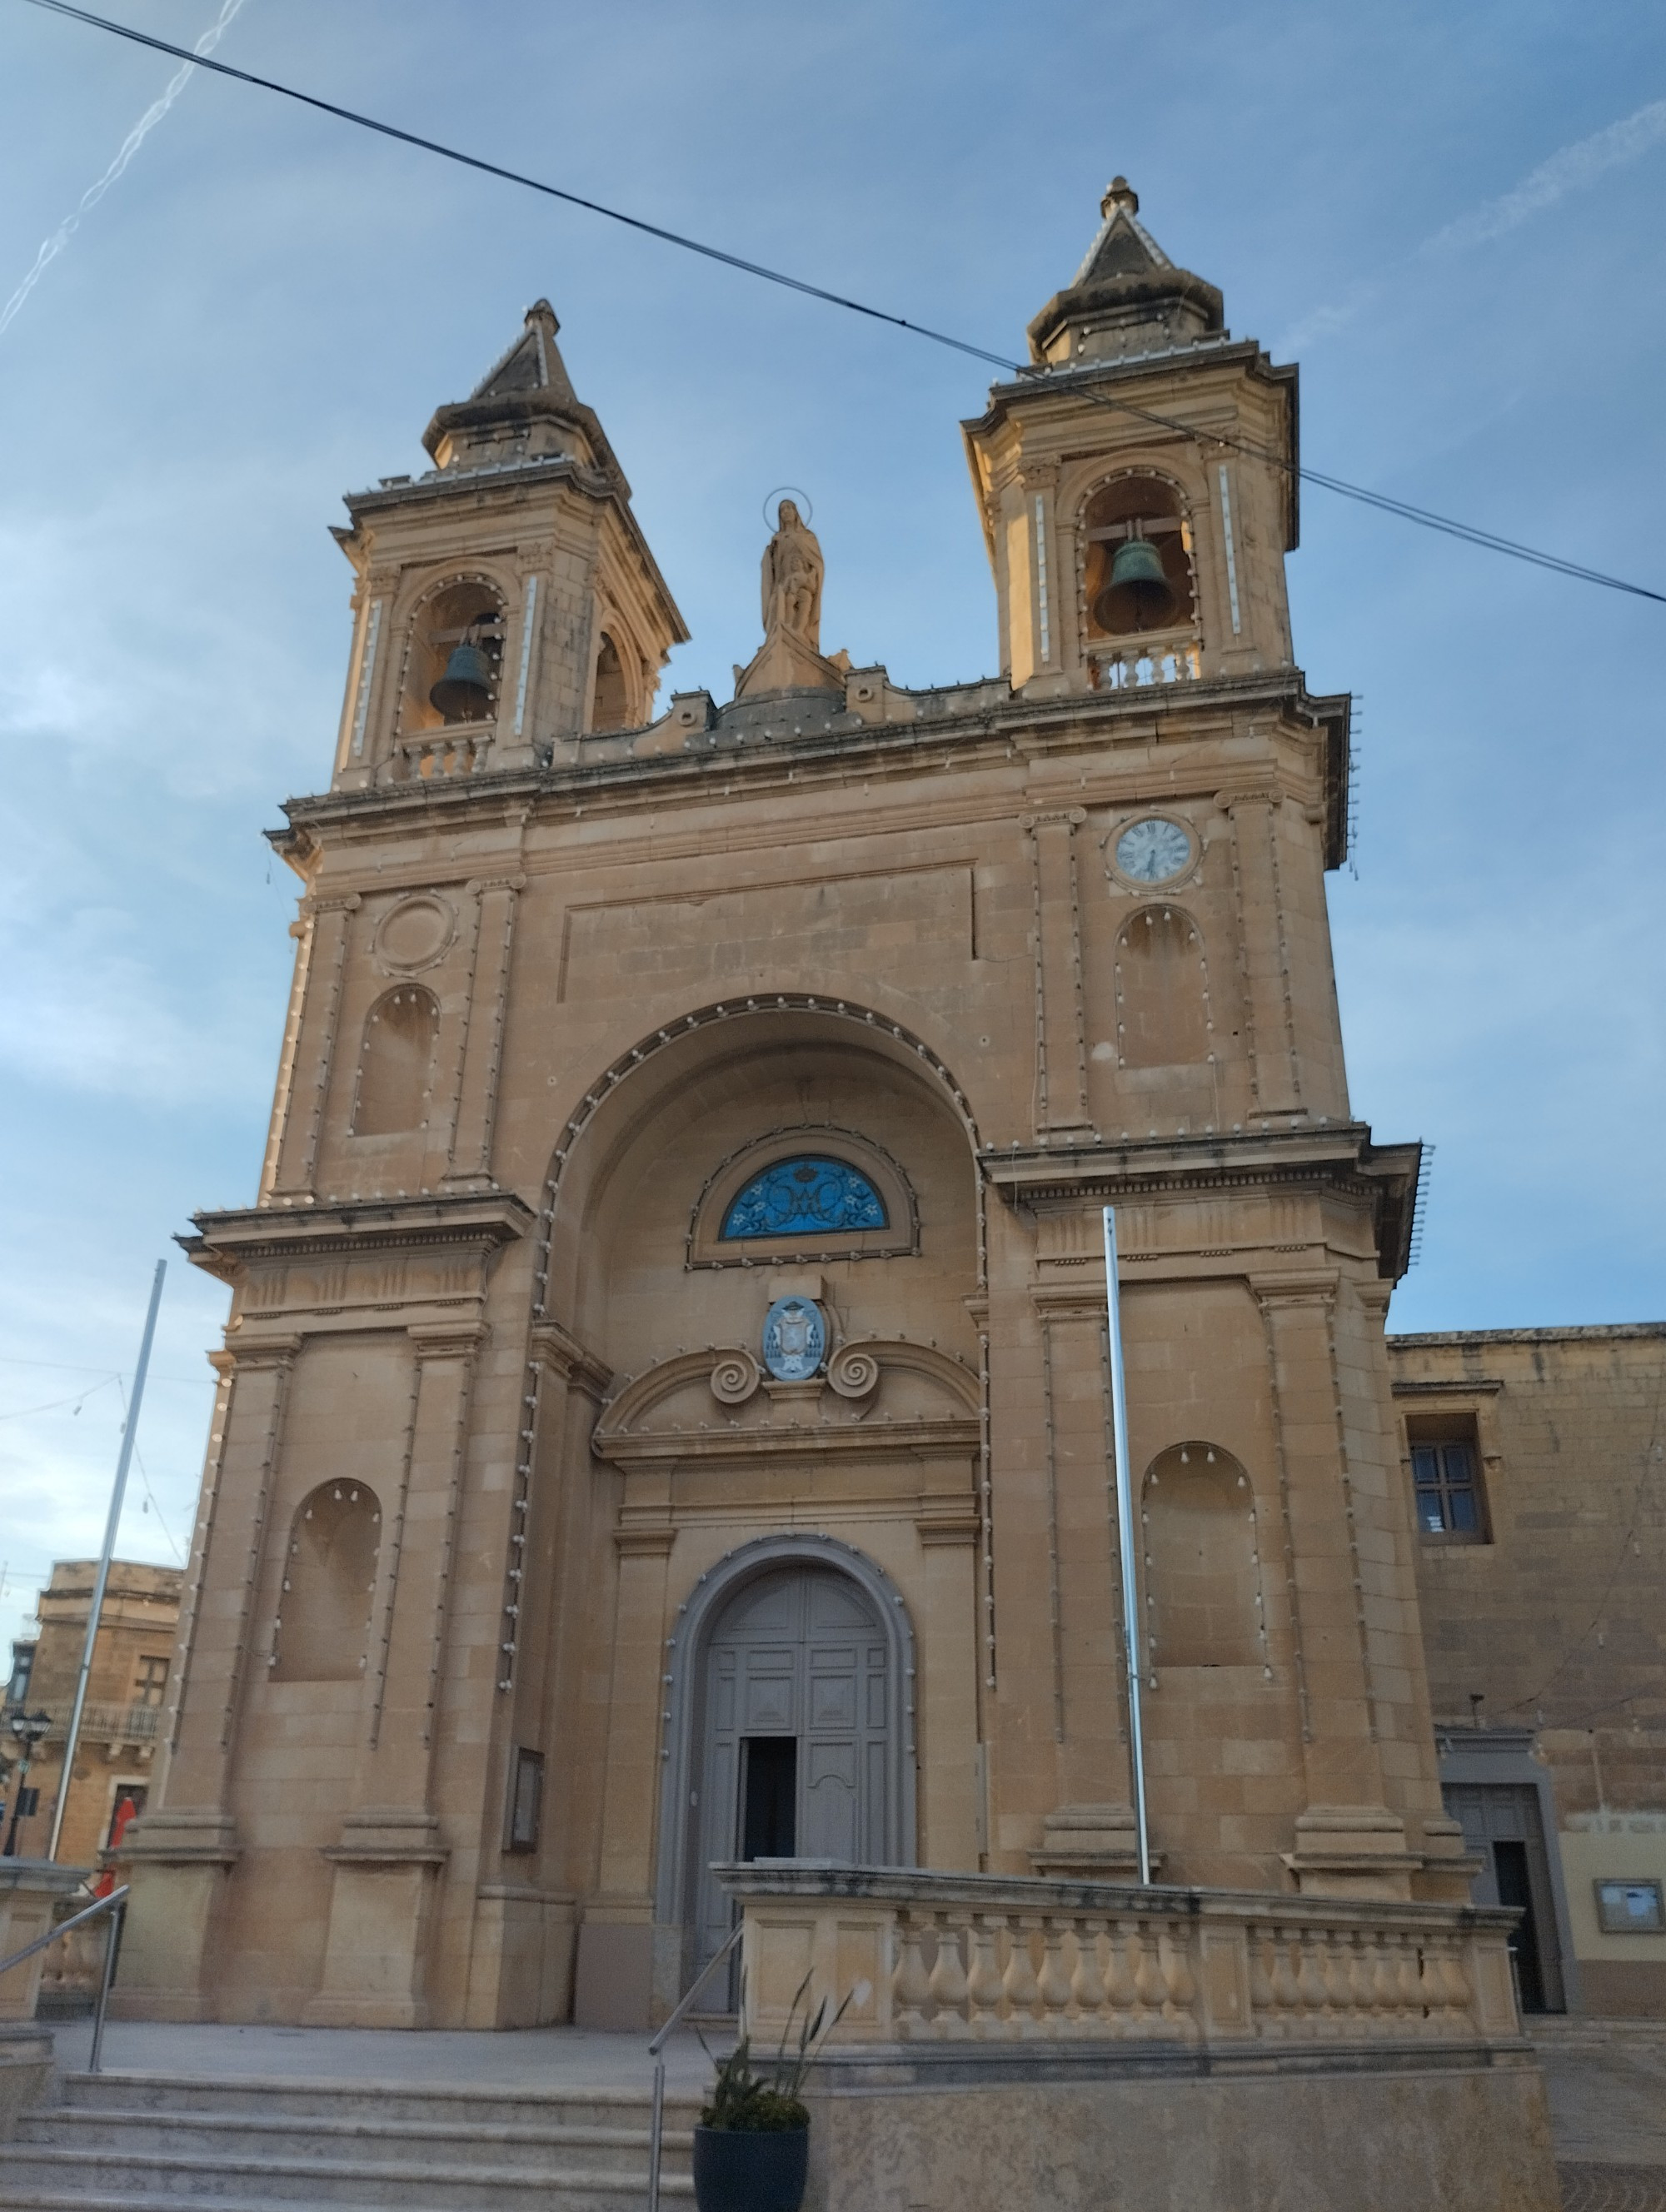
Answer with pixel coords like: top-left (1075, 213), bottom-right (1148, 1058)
top-left (1115, 816), bottom-right (1193, 884)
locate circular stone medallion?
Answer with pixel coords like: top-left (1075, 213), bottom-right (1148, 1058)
top-left (761, 1296), bottom-right (827, 1382)
top-left (374, 894), bottom-right (456, 974)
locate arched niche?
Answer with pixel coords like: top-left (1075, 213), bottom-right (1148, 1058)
top-left (1115, 904), bottom-right (1211, 1068)
top-left (352, 985), bottom-right (440, 1136)
top-left (652, 1533), bottom-right (918, 1975)
top-left (591, 630), bottom-right (632, 731)
top-left (1141, 1442), bottom-right (1264, 1670)
top-left (271, 1480), bottom-right (382, 1683)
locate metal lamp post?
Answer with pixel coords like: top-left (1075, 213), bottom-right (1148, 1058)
top-left (2, 1710), bottom-right (52, 1857)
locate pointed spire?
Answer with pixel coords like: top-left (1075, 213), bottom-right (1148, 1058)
top-left (1027, 179), bottom-right (1224, 368)
top-left (421, 298), bottom-right (622, 484)
top-left (467, 299), bottom-right (580, 407)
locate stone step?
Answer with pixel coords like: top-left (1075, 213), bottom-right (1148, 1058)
top-left (57, 2070), bottom-right (703, 2134)
top-left (17, 2105), bottom-right (696, 2173)
top-left (0, 2145), bottom-right (695, 2210)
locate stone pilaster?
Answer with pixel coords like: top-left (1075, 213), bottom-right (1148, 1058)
top-left (1026, 810), bottom-right (1094, 1140)
top-left (269, 895), bottom-right (359, 1198)
top-left (1223, 790), bottom-right (1300, 1118)
top-left (304, 1321), bottom-right (481, 2025)
top-left (443, 875), bottom-right (525, 1190)
top-left (1254, 1274), bottom-right (1415, 1898)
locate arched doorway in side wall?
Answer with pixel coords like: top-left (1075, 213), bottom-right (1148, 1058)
top-left (670, 1548), bottom-right (912, 1991)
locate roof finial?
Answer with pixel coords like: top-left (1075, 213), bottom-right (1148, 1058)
top-left (1100, 176), bottom-right (1140, 219)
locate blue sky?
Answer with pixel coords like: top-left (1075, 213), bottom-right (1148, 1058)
top-left (2, 0), bottom-right (1663, 1661)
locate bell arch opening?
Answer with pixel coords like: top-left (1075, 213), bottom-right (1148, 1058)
top-left (401, 575), bottom-right (506, 733)
top-left (1080, 471), bottom-right (1198, 641)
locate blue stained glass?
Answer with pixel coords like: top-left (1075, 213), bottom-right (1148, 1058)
top-left (720, 1155), bottom-right (888, 1241)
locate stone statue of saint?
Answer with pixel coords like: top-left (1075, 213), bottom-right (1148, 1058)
top-left (761, 499), bottom-right (823, 650)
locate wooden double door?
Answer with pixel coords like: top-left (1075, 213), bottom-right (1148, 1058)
top-left (692, 1566), bottom-right (893, 1980)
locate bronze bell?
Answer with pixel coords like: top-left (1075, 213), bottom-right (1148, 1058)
top-left (429, 640), bottom-right (492, 722)
top-left (1094, 535), bottom-right (1176, 634)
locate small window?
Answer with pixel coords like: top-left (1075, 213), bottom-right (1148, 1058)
top-left (1408, 1417), bottom-right (1488, 1542)
top-left (1594, 1879), bottom-right (1664, 1936)
top-left (133, 1656), bottom-right (169, 1708)
top-left (506, 1746), bottom-right (545, 1854)
top-left (721, 1157), bottom-right (888, 1241)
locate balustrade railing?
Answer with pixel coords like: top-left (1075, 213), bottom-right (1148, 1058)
top-left (1095, 635), bottom-right (1201, 690)
top-left (718, 1865), bottom-right (1522, 2054)
top-left (395, 729), bottom-right (490, 780)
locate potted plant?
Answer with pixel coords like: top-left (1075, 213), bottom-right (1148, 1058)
top-left (693, 1974), bottom-right (850, 2212)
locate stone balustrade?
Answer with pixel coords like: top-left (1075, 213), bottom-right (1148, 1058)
top-left (716, 1863), bottom-right (1522, 2052)
top-left (1094, 635), bottom-right (1201, 689)
top-left (395, 729), bottom-right (489, 780)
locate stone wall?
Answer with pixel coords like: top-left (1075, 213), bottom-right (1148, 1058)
top-left (1392, 1326), bottom-right (1666, 2015)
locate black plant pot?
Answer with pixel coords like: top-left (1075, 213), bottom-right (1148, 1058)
top-left (691, 2124), bottom-right (810, 2212)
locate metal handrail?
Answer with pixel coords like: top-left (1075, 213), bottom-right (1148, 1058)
top-left (0, 1885), bottom-right (129, 2074)
top-left (646, 1920), bottom-right (743, 2212)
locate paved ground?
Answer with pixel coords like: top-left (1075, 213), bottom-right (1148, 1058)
top-left (1531, 2023), bottom-right (1666, 2212)
top-left (41, 2012), bottom-right (1666, 2208)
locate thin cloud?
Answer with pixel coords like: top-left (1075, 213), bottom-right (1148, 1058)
top-left (0, 0), bottom-right (250, 338)
top-left (1284, 94), bottom-right (1666, 351)
top-left (1427, 97), bottom-right (1666, 253)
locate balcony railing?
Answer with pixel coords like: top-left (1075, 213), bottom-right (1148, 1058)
top-left (719, 1864), bottom-right (1522, 2052)
top-left (38, 1701), bottom-right (161, 1746)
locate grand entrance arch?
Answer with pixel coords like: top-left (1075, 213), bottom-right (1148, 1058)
top-left (656, 1536), bottom-right (917, 1992)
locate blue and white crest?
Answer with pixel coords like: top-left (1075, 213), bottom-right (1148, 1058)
top-left (761, 1295), bottom-right (826, 1382)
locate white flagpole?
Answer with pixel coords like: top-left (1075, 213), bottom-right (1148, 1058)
top-left (1102, 1208), bottom-right (1150, 1886)
top-left (47, 1259), bottom-right (166, 1862)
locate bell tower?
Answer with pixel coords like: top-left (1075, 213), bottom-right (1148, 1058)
top-left (328, 300), bottom-right (686, 791)
top-left (963, 177), bottom-right (1295, 695)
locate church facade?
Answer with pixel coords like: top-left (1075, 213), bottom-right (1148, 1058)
top-left (122, 182), bottom-right (1484, 2035)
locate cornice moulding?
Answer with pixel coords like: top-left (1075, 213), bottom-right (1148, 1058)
top-left (180, 1192), bottom-right (535, 1283)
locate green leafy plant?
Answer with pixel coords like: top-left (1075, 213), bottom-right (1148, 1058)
top-left (699, 1970), bottom-right (853, 2133)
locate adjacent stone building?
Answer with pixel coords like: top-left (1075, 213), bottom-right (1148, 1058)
top-left (2, 1561), bottom-right (182, 1867)
top-left (1391, 1325), bottom-right (1666, 2017)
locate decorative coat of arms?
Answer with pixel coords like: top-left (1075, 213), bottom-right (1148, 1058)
top-left (761, 1295), bottom-right (827, 1382)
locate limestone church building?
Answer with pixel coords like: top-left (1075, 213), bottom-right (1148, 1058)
top-left (122, 182), bottom-right (1484, 2035)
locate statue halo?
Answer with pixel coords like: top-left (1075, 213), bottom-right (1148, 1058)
top-left (761, 484), bottom-right (814, 528)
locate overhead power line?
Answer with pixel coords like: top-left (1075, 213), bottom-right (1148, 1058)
top-left (17, 0), bottom-right (1666, 607)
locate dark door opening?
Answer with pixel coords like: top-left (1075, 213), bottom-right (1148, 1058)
top-left (1493, 1838), bottom-right (1548, 2014)
top-left (741, 1736), bottom-right (797, 1861)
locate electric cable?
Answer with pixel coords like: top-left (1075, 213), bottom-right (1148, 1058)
top-left (15, 0), bottom-right (1666, 607)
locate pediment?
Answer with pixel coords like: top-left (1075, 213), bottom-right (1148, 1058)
top-left (592, 1338), bottom-right (979, 1467)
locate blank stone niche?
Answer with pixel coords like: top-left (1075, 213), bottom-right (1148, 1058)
top-left (272, 1482), bottom-right (382, 1683)
top-left (1143, 1443), bottom-right (1263, 1669)
top-left (1115, 907), bottom-right (1210, 1067)
top-left (353, 986), bottom-right (439, 1136)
